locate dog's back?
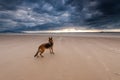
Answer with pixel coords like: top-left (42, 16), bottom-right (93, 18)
top-left (44, 43), bottom-right (53, 48)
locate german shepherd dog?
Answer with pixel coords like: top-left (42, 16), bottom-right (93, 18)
top-left (34, 37), bottom-right (54, 57)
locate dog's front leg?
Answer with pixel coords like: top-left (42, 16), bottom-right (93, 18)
top-left (51, 47), bottom-right (54, 54)
top-left (49, 48), bottom-right (52, 54)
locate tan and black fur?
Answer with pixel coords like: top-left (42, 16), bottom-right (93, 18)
top-left (34, 37), bottom-right (54, 57)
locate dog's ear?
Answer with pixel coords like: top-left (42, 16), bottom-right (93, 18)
top-left (49, 37), bottom-right (52, 39)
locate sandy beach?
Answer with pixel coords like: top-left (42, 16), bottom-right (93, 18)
top-left (0, 33), bottom-right (120, 80)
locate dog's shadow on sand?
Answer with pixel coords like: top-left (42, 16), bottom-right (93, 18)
top-left (34, 53), bottom-right (55, 62)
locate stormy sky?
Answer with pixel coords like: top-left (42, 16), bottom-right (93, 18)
top-left (0, 0), bottom-right (120, 32)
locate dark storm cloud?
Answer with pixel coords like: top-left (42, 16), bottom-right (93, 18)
top-left (96, 0), bottom-right (120, 15)
top-left (66, 0), bottom-right (120, 22)
top-left (0, 0), bottom-right (73, 31)
top-left (0, 0), bottom-right (120, 32)
top-left (0, 0), bottom-right (22, 10)
top-left (66, 0), bottom-right (120, 29)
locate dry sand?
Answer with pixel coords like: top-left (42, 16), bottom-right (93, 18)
top-left (0, 34), bottom-right (120, 80)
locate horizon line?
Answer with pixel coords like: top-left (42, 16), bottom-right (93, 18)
top-left (22, 29), bottom-right (120, 33)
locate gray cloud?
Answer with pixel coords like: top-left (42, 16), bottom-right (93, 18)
top-left (0, 0), bottom-right (120, 32)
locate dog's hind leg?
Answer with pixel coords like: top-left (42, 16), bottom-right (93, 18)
top-left (34, 50), bottom-right (39, 57)
top-left (40, 49), bottom-right (45, 58)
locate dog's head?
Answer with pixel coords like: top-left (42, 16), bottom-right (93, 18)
top-left (49, 37), bottom-right (53, 43)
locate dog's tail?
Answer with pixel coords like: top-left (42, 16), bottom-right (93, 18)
top-left (34, 50), bottom-right (39, 57)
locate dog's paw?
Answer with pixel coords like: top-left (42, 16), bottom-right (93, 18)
top-left (36, 56), bottom-right (39, 58)
top-left (34, 55), bottom-right (39, 58)
top-left (34, 55), bottom-right (37, 57)
top-left (40, 55), bottom-right (44, 58)
top-left (50, 52), bottom-right (54, 54)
